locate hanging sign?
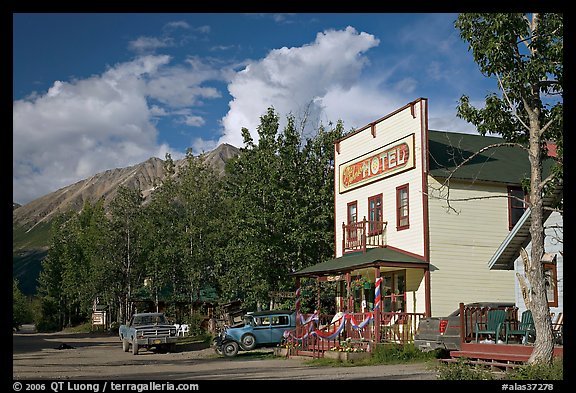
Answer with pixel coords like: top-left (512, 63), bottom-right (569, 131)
top-left (339, 134), bottom-right (415, 193)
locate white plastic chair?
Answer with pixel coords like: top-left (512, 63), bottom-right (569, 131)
top-left (178, 324), bottom-right (189, 337)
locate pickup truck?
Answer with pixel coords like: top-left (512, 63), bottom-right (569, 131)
top-left (119, 312), bottom-right (178, 355)
top-left (414, 302), bottom-right (515, 353)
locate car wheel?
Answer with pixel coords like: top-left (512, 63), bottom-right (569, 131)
top-left (132, 341), bottom-right (139, 355)
top-left (222, 341), bottom-right (239, 357)
top-left (122, 339), bottom-right (130, 352)
top-left (212, 339), bottom-right (223, 355)
top-left (240, 333), bottom-right (257, 350)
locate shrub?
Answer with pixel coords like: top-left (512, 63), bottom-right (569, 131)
top-left (506, 358), bottom-right (563, 380)
top-left (371, 343), bottom-right (437, 363)
top-left (436, 358), bottom-right (495, 380)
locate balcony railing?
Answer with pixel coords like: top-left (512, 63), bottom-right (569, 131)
top-left (342, 218), bottom-right (387, 253)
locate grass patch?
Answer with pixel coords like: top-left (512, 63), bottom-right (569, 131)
top-left (305, 343), bottom-right (439, 367)
top-left (13, 222), bottom-right (51, 251)
top-left (61, 322), bottom-right (95, 334)
top-left (505, 358), bottom-right (563, 380)
top-left (435, 357), bottom-right (563, 380)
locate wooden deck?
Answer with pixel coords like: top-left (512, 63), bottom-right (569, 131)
top-left (449, 342), bottom-right (564, 364)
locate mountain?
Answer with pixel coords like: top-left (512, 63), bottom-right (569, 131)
top-left (12, 143), bottom-right (240, 295)
top-left (13, 143), bottom-right (240, 233)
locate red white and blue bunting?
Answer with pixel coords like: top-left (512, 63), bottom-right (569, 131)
top-left (285, 312), bottom-right (374, 341)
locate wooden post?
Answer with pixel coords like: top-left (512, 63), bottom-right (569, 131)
top-left (459, 302), bottom-right (465, 344)
top-left (374, 268), bottom-right (382, 345)
top-left (295, 277), bottom-right (301, 316)
top-left (342, 222), bottom-right (346, 253)
top-left (346, 272), bottom-right (353, 313)
top-left (316, 278), bottom-right (321, 313)
top-left (362, 216), bottom-right (367, 253)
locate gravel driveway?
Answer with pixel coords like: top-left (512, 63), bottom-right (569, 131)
top-left (13, 326), bottom-right (438, 381)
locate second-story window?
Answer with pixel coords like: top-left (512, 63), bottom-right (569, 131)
top-left (508, 186), bottom-right (528, 230)
top-left (368, 193), bottom-right (383, 235)
top-left (347, 201), bottom-right (357, 225)
top-left (396, 184), bottom-right (409, 230)
top-left (347, 201), bottom-right (358, 242)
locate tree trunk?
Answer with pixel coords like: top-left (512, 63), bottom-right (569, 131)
top-left (525, 112), bottom-right (555, 364)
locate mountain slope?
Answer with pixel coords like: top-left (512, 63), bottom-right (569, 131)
top-left (12, 143), bottom-right (240, 295)
top-left (13, 143), bottom-right (240, 232)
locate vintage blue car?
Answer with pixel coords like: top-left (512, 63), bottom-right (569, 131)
top-left (214, 310), bottom-right (296, 357)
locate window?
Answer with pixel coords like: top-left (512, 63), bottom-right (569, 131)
top-left (368, 193), bottom-right (383, 235)
top-left (508, 186), bottom-right (527, 230)
top-left (396, 184), bottom-right (409, 230)
top-left (381, 271), bottom-right (406, 313)
top-left (271, 315), bottom-right (289, 326)
top-left (543, 263), bottom-right (558, 307)
top-left (347, 201), bottom-right (358, 243)
top-left (347, 201), bottom-right (357, 225)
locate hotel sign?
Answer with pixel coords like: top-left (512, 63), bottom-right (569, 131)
top-left (339, 134), bottom-right (415, 193)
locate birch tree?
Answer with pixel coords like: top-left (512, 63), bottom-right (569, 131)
top-left (455, 13), bottom-right (563, 364)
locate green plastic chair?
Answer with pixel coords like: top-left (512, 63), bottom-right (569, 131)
top-left (475, 309), bottom-right (507, 343)
top-left (505, 310), bottom-right (535, 344)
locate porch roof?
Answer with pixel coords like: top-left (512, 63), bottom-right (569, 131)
top-left (488, 181), bottom-right (563, 270)
top-left (292, 247), bottom-right (427, 278)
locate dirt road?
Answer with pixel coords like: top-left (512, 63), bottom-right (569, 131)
top-left (13, 326), bottom-right (438, 381)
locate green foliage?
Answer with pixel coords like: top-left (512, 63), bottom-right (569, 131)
top-left (505, 358), bottom-right (563, 380)
top-left (306, 343), bottom-right (436, 367)
top-left (454, 13), bottom-right (562, 364)
top-left (181, 311), bottom-right (209, 337)
top-left (34, 296), bottom-right (61, 332)
top-left (31, 106), bottom-right (345, 331)
top-left (13, 279), bottom-right (33, 329)
top-left (13, 221), bottom-right (52, 251)
top-left (455, 13), bottom-right (562, 177)
top-left (371, 343), bottom-right (437, 364)
top-left (436, 358), bottom-right (495, 380)
top-left (218, 107), bottom-right (343, 310)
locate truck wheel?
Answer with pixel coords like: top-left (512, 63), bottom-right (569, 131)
top-left (240, 333), bottom-right (257, 350)
top-left (222, 341), bottom-right (239, 357)
top-left (122, 339), bottom-right (130, 352)
top-left (132, 341), bottom-right (139, 355)
top-left (168, 343), bottom-right (177, 353)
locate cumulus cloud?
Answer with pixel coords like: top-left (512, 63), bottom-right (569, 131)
top-left (12, 54), bottom-right (216, 205)
top-left (218, 26), bottom-right (380, 147)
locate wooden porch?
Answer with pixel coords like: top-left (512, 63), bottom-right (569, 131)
top-left (449, 342), bottom-right (564, 366)
top-left (283, 309), bottom-right (425, 358)
top-left (445, 303), bottom-right (564, 368)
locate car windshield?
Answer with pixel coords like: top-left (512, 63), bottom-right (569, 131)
top-left (133, 314), bottom-right (167, 325)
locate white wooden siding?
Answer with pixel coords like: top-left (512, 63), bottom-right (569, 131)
top-left (334, 100), bottom-right (426, 258)
top-left (427, 177), bottom-right (515, 316)
top-left (405, 268), bottom-right (426, 314)
top-left (514, 212), bottom-right (563, 316)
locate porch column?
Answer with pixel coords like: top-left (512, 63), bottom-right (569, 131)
top-left (316, 278), bottom-right (321, 312)
top-left (295, 277), bottom-right (301, 317)
top-left (346, 272), bottom-right (353, 312)
top-left (374, 267), bottom-right (381, 343)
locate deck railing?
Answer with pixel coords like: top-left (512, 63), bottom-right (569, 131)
top-left (287, 311), bottom-right (425, 356)
top-left (459, 303), bottom-right (519, 343)
top-left (342, 218), bottom-right (387, 253)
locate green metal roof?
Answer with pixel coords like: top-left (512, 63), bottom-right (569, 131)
top-left (292, 247), bottom-right (427, 277)
top-left (428, 130), bottom-right (555, 184)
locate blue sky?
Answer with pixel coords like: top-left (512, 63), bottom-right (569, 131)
top-left (13, 13), bottom-right (499, 205)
